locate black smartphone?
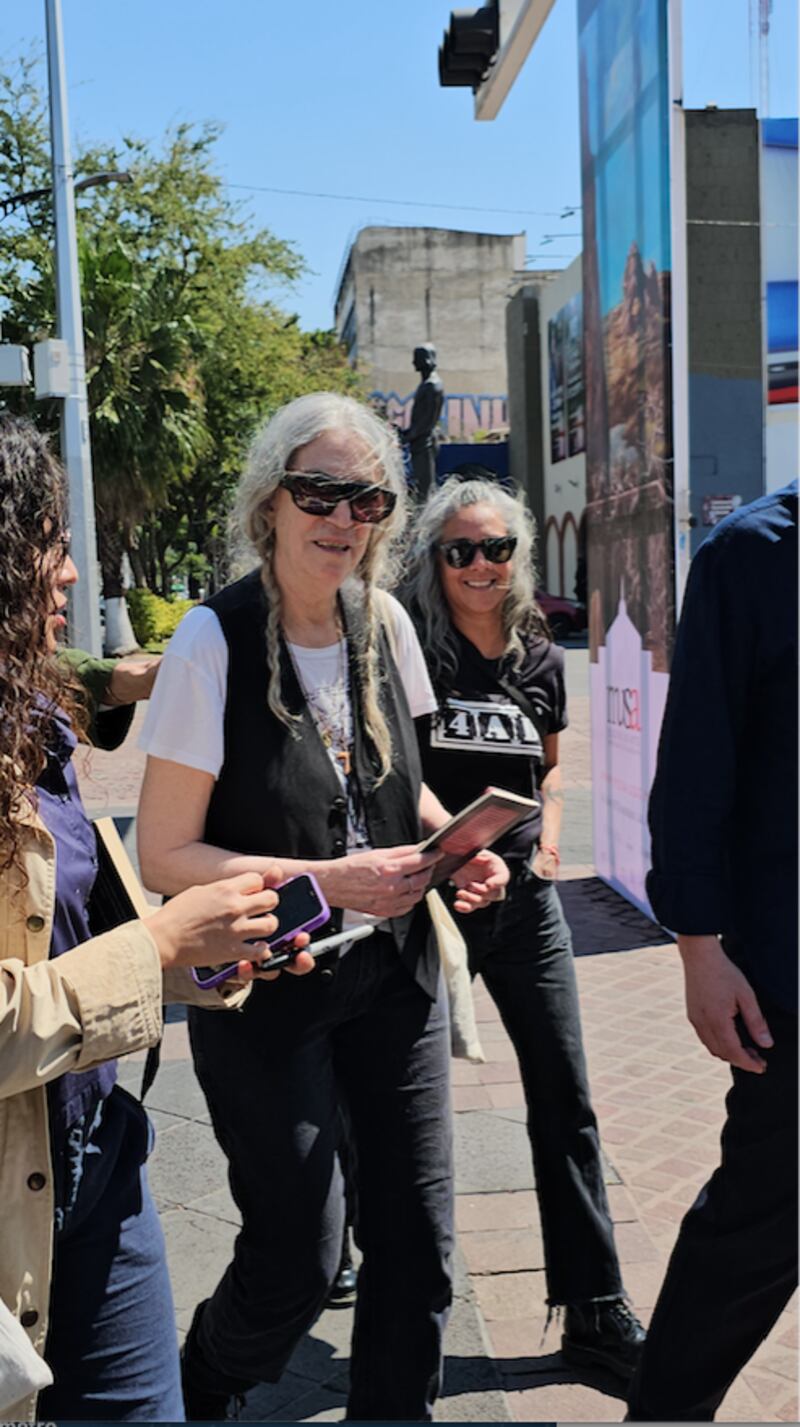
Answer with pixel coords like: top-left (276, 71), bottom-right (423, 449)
top-left (190, 872), bottom-right (330, 989)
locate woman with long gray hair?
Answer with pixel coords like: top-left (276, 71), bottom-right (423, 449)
top-left (402, 477), bottom-right (646, 1381)
top-left (136, 393), bottom-right (507, 1421)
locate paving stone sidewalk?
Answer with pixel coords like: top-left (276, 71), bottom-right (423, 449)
top-left (80, 651), bottom-right (797, 1422)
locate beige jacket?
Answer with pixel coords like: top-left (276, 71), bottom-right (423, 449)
top-left (0, 805), bottom-right (246, 1421)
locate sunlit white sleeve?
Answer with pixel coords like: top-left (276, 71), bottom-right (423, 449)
top-left (138, 606), bottom-right (228, 777)
top-left (383, 593), bottom-right (438, 718)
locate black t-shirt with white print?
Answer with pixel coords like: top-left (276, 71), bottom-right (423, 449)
top-left (417, 630), bottom-right (568, 863)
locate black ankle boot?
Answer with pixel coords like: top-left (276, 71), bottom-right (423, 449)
top-left (561, 1297), bottom-right (646, 1381)
top-left (327, 1227), bottom-right (358, 1303)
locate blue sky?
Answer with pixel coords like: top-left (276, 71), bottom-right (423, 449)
top-left (0, 0), bottom-right (796, 332)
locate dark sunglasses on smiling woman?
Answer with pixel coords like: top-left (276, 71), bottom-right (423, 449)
top-left (281, 472), bottom-right (398, 525)
top-left (438, 535), bottom-right (518, 569)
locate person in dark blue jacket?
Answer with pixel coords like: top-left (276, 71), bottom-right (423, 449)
top-left (628, 481), bottom-right (798, 1421)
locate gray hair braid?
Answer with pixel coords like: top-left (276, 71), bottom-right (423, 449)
top-left (259, 538), bottom-right (300, 733)
top-left (353, 544), bottom-right (392, 785)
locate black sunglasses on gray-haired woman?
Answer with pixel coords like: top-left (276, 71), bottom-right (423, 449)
top-left (438, 535), bottom-right (518, 569)
top-left (280, 473), bottom-right (397, 525)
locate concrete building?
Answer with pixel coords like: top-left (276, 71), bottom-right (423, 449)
top-left (333, 226), bottom-right (525, 439)
top-left (684, 108), bottom-right (766, 554)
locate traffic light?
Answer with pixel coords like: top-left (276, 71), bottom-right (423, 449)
top-left (438, 3), bottom-right (499, 92)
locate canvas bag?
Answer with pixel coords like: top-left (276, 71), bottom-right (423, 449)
top-left (0, 1298), bottom-right (53, 1413)
top-left (375, 590), bottom-right (486, 1064)
top-left (425, 887), bottom-right (486, 1063)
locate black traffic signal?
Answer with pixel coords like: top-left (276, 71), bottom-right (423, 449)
top-left (438, 3), bottom-right (499, 92)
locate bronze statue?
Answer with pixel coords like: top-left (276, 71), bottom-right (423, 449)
top-left (402, 344), bottom-right (445, 499)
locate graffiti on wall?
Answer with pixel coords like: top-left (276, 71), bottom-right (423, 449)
top-left (370, 390), bottom-right (507, 440)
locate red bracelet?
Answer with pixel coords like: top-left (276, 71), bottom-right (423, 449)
top-left (538, 844), bottom-right (561, 863)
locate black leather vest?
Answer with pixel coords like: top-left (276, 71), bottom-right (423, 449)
top-left (203, 570), bottom-right (437, 997)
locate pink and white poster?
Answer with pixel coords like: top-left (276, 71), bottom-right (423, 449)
top-left (589, 591), bottom-right (670, 913)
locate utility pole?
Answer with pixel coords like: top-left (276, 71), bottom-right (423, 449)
top-left (45, 0), bottom-right (102, 655)
top-left (749, 0), bottom-right (773, 115)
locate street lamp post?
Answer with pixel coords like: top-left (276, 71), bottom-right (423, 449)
top-left (45, 0), bottom-right (102, 655)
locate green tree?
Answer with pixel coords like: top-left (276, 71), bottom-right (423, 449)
top-left (0, 52), bottom-right (357, 641)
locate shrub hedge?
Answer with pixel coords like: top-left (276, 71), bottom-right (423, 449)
top-left (126, 589), bottom-right (195, 646)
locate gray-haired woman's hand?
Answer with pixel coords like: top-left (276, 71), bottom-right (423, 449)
top-left (319, 846), bottom-right (442, 920)
top-left (450, 850), bottom-right (509, 913)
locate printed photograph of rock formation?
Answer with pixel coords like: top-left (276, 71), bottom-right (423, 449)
top-left (579, 0), bottom-right (675, 674)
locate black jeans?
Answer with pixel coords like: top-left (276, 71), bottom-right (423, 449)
top-left (627, 1004), bottom-right (798, 1421)
top-left (449, 863), bottom-right (623, 1306)
top-left (186, 934), bottom-right (453, 1422)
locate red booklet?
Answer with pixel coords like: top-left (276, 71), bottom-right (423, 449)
top-left (419, 787), bottom-right (538, 887)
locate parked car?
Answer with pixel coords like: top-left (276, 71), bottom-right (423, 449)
top-left (536, 589), bottom-right (587, 640)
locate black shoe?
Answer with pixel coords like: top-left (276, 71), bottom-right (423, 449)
top-left (561, 1298), bottom-right (646, 1382)
top-left (181, 1303), bottom-right (244, 1421)
top-left (327, 1263), bottom-right (358, 1302)
top-left (327, 1225), bottom-right (358, 1304)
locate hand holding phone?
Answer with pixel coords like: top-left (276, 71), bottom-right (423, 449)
top-left (191, 872), bottom-right (330, 989)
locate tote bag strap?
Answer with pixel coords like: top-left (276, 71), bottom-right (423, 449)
top-left (92, 818), bottom-right (163, 1102)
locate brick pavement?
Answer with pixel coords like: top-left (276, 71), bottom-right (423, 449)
top-left (78, 652), bottom-right (798, 1422)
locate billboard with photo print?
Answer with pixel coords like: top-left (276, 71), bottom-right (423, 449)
top-left (565, 294), bottom-right (586, 457)
top-left (549, 294), bottom-right (586, 464)
top-left (548, 309), bottom-right (568, 463)
top-left (578, 0), bottom-right (675, 915)
top-left (761, 118), bottom-right (798, 491)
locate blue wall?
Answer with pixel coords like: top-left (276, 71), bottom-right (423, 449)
top-left (435, 442), bottom-right (510, 485)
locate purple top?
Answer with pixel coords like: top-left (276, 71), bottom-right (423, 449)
top-left (35, 710), bottom-right (117, 1141)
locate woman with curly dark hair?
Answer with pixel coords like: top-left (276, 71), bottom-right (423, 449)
top-left (0, 416), bottom-right (314, 1422)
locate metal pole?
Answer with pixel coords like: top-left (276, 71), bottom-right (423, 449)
top-left (668, 0), bottom-right (691, 612)
top-left (45, 0), bottom-right (102, 655)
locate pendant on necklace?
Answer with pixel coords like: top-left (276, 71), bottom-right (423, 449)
top-left (320, 727), bottom-right (351, 777)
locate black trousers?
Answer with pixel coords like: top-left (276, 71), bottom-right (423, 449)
top-left (186, 935), bottom-right (453, 1422)
top-left (449, 864), bottom-right (623, 1305)
top-left (627, 1003), bottom-right (799, 1421)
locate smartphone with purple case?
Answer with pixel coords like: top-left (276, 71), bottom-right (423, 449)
top-left (190, 872), bottom-right (330, 990)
